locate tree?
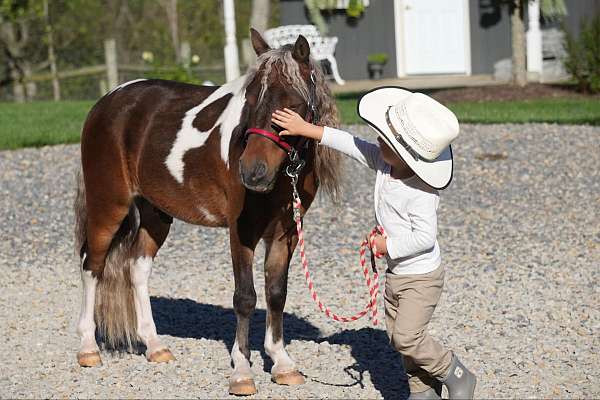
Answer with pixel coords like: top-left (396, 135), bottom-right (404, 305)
top-left (507, 0), bottom-right (567, 87)
top-left (510, 0), bottom-right (527, 86)
top-left (0, 0), bottom-right (44, 102)
top-left (160, 0), bottom-right (181, 63)
top-left (43, 0), bottom-right (60, 100)
top-left (250, 0), bottom-right (270, 33)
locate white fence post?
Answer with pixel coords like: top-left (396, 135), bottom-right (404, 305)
top-left (181, 41), bottom-right (191, 69)
top-left (104, 38), bottom-right (118, 90)
top-left (223, 0), bottom-right (240, 82)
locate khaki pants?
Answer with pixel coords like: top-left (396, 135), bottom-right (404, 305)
top-left (384, 265), bottom-right (452, 393)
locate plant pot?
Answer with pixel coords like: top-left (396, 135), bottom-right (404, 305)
top-left (368, 63), bottom-right (385, 80)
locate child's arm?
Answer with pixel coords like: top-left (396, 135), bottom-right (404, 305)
top-left (272, 108), bottom-right (383, 170)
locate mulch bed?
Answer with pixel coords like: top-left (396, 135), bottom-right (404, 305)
top-left (427, 83), bottom-right (599, 103)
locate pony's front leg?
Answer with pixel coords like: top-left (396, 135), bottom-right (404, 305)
top-left (263, 232), bottom-right (305, 386)
top-left (229, 223), bottom-right (260, 396)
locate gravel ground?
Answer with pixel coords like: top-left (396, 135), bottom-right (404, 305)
top-left (0, 124), bottom-right (598, 399)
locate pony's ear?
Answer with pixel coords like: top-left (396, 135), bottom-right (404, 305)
top-left (292, 35), bottom-right (310, 64)
top-left (250, 28), bottom-right (271, 56)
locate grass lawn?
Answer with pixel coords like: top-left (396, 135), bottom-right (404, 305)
top-left (336, 95), bottom-right (600, 126)
top-left (1, 96), bottom-right (599, 150)
top-left (0, 101), bottom-right (93, 150)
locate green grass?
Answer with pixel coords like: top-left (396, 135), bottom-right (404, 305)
top-left (336, 96), bottom-right (600, 126)
top-left (1, 96), bottom-right (599, 150)
top-left (0, 101), bottom-right (93, 150)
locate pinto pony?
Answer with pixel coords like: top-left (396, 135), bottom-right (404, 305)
top-left (73, 29), bottom-right (342, 395)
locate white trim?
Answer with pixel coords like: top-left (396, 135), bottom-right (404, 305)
top-left (527, 0), bottom-right (542, 76)
top-left (394, 0), bottom-right (406, 77)
top-left (463, 0), bottom-right (472, 76)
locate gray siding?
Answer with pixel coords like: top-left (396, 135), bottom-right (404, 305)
top-left (469, 0), bottom-right (511, 75)
top-left (550, 0), bottom-right (600, 35)
top-left (279, 0), bottom-right (397, 80)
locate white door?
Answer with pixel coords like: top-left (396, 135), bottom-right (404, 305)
top-left (402, 0), bottom-right (469, 75)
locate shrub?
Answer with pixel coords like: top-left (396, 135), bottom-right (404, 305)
top-left (367, 53), bottom-right (389, 65)
top-left (141, 51), bottom-right (202, 84)
top-left (563, 12), bottom-right (600, 93)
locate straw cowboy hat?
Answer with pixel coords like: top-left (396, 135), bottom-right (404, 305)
top-left (358, 87), bottom-right (459, 190)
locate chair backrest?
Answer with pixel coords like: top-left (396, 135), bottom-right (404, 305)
top-left (264, 25), bottom-right (320, 48)
top-left (264, 25), bottom-right (337, 60)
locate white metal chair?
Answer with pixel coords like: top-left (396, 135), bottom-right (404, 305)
top-left (264, 25), bottom-right (345, 85)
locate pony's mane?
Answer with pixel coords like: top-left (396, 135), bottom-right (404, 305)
top-left (243, 46), bottom-right (343, 202)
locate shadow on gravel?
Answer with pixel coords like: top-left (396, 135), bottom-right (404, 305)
top-left (150, 296), bottom-right (320, 372)
top-left (151, 297), bottom-right (409, 399)
top-left (319, 328), bottom-right (410, 400)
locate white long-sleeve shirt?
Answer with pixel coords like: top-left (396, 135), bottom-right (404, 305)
top-left (320, 127), bottom-right (441, 275)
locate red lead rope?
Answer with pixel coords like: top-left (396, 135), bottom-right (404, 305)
top-left (292, 197), bottom-right (386, 325)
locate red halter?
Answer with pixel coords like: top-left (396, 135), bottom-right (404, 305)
top-left (244, 128), bottom-right (293, 153)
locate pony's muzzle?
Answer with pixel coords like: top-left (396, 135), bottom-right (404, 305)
top-left (239, 160), bottom-right (275, 192)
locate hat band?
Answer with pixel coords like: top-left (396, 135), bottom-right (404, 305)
top-left (385, 107), bottom-right (430, 163)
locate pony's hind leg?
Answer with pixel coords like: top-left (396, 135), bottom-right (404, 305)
top-left (263, 233), bottom-right (305, 385)
top-left (130, 198), bottom-right (175, 363)
top-left (77, 201), bottom-right (130, 367)
top-left (76, 255), bottom-right (102, 367)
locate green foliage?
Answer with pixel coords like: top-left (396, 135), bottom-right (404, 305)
top-left (304, 0), bottom-right (366, 34)
top-left (1, 0), bottom-right (282, 100)
top-left (0, 0), bottom-right (43, 19)
top-left (140, 51), bottom-right (201, 84)
top-left (367, 53), bottom-right (388, 65)
top-left (346, 0), bottom-right (365, 18)
top-left (540, 0), bottom-right (567, 20)
top-left (563, 12), bottom-right (600, 93)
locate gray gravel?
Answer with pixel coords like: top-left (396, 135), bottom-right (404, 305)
top-left (0, 123), bottom-right (598, 399)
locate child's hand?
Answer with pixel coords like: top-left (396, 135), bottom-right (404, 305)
top-left (271, 108), bottom-right (324, 141)
top-left (371, 233), bottom-right (387, 256)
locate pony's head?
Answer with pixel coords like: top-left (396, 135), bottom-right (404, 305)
top-left (239, 29), bottom-right (342, 197)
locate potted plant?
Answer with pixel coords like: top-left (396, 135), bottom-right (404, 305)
top-left (367, 52), bottom-right (389, 80)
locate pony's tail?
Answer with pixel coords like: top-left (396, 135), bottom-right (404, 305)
top-left (74, 169), bottom-right (139, 351)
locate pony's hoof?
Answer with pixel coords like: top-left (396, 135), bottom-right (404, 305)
top-left (77, 351), bottom-right (102, 367)
top-left (272, 370), bottom-right (305, 385)
top-left (229, 379), bottom-right (257, 396)
top-left (147, 348), bottom-right (176, 363)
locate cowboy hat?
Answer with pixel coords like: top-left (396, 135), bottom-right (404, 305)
top-left (357, 86), bottom-right (459, 190)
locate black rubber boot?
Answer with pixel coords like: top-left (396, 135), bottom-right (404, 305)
top-left (407, 381), bottom-right (443, 399)
top-left (440, 354), bottom-right (477, 399)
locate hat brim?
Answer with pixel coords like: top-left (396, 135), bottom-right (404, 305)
top-left (357, 86), bottom-right (453, 190)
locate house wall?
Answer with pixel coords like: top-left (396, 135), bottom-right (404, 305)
top-left (552, 0), bottom-right (600, 35)
top-left (469, 0), bottom-right (512, 75)
top-left (279, 0), bottom-right (397, 80)
top-left (279, 0), bottom-right (599, 79)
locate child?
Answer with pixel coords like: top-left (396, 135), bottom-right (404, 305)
top-left (272, 87), bottom-right (477, 400)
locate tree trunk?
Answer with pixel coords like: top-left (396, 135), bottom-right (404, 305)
top-left (250, 0), bottom-right (270, 33)
top-left (161, 0), bottom-right (181, 63)
top-left (511, 0), bottom-right (527, 87)
top-left (44, 0), bottom-right (61, 101)
top-left (0, 14), bottom-right (33, 102)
